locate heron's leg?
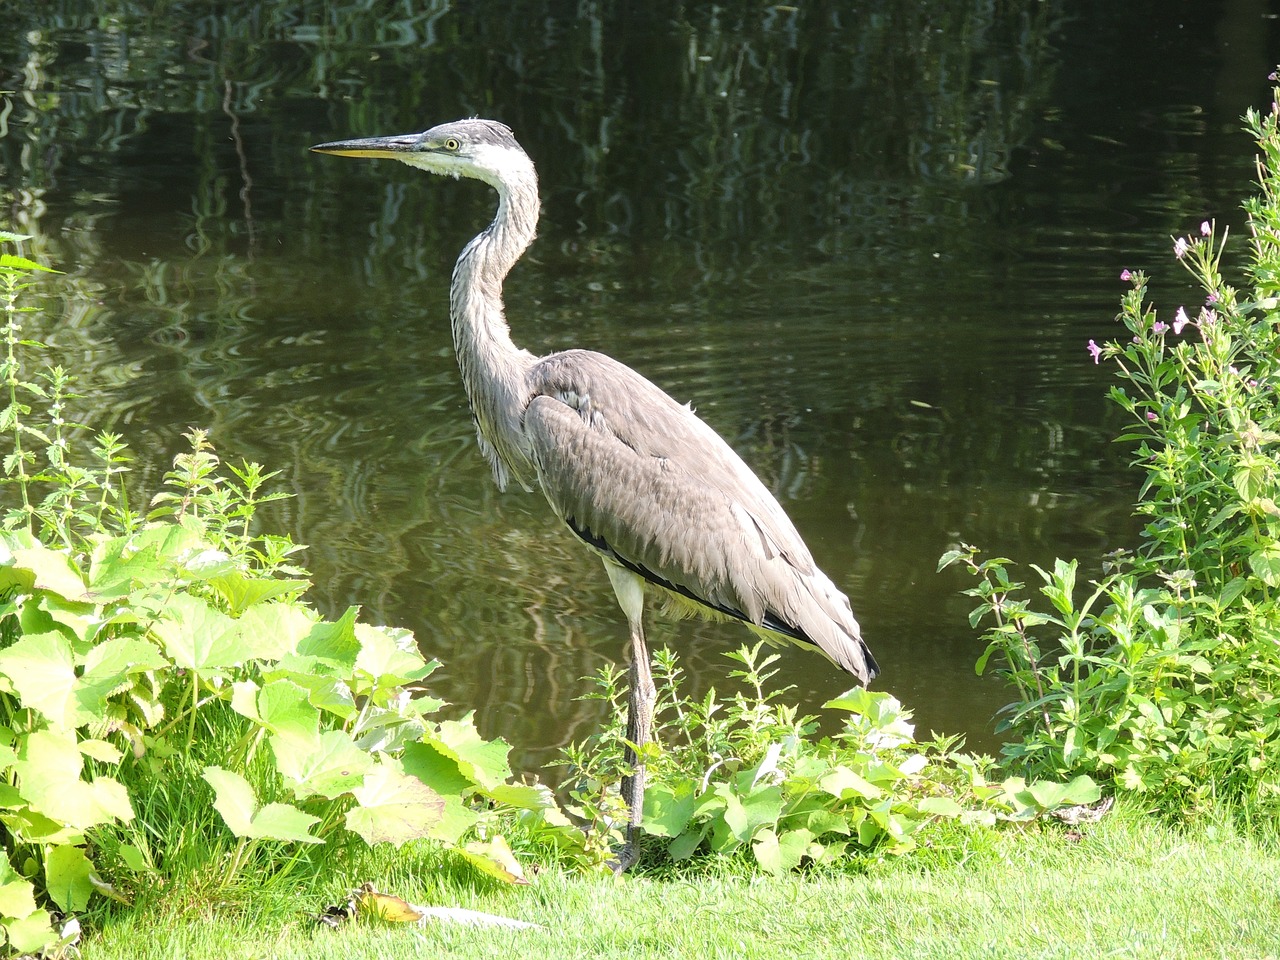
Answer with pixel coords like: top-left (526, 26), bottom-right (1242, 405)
top-left (603, 563), bottom-right (654, 872)
top-left (621, 616), bottom-right (656, 832)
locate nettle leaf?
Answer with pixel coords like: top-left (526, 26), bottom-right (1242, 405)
top-left (44, 845), bottom-right (94, 913)
top-left (752, 826), bottom-right (813, 876)
top-left (424, 717), bottom-right (512, 791)
top-left (272, 729), bottom-right (373, 800)
top-left (152, 593), bottom-right (252, 671)
top-left (15, 729), bottom-right (134, 830)
top-left (202, 767), bottom-right (323, 844)
top-left (345, 762), bottom-right (446, 847)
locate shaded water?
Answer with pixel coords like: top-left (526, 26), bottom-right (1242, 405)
top-left (2, 1), bottom-right (1276, 772)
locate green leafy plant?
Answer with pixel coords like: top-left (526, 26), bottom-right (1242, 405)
top-left (0, 237), bottom-right (579, 954)
top-left (559, 643), bottom-right (1099, 875)
top-left (940, 73), bottom-right (1280, 822)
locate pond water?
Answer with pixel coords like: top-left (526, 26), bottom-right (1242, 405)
top-left (1, 1), bottom-right (1276, 773)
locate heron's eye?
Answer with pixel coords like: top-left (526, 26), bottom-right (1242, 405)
top-left (444, 137), bottom-right (460, 151)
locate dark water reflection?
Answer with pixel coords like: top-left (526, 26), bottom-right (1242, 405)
top-left (2, 1), bottom-right (1276, 772)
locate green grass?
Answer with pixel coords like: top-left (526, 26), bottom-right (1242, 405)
top-left (82, 805), bottom-right (1280, 960)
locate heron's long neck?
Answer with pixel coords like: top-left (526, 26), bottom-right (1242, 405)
top-left (449, 166), bottom-right (540, 488)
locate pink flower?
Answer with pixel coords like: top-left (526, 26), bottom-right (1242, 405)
top-left (1152, 321), bottom-right (1168, 334)
top-left (1173, 307), bottom-right (1191, 334)
top-left (1200, 220), bottom-right (1211, 236)
top-left (1120, 268), bottom-right (1133, 281)
top-left (1087, 339), bottom-right (1103, 364)
top-left (1207, 291), bottom-right (1219, 305)
top-left (1174, 237), bottom-right (1189, 258)
top-left (1146, 412), bottom-right (1158, 422)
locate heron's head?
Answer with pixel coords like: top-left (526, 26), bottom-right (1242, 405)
top-left (310, 119), bottom-right (531, 190)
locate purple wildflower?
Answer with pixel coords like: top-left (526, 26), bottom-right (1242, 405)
top-left (1173, 307), bottom-right (1191, 334)
top-left (1174, 237), bottom-right (1189, 258)
top-left (1120, 268), bottom-right (1132, 281)
top-left (1200, 220), bottom-right (1211, 236)
top-left (1151, 321), bottom-right (1168, 334)
top-left (1207, 291), bottom-right (1219, 305)
top-left (1087, 339), bottom-right (1103, 364)
top-left (1146, 411), bottom-right (1158, 422)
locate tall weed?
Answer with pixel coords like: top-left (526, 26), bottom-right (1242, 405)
top-left (942, 73), bottom-right (1280, 822)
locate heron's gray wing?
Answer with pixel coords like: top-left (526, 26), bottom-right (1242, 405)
top-left (523, 350), bottom-right (876, 681)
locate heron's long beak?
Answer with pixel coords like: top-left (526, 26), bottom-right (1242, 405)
top-left (310, 135), bottom-right (419, 159)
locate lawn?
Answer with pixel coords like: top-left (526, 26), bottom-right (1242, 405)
top-left (84, 805), bottom-right (1280, 960)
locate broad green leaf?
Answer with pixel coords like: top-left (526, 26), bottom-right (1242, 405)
top-left (0, 631), bottom-right (81, 727)
top-left (397, 741), bottom-right (482, 842)
top-left (752, 826), bottom-right (812, 876)
top-left (1249, 546), bottom-right (1280, 587)
top-left (87, 526), bottom-right (202, 597)
top-left (399, 741), bottom-right (472, 796)
top-left (1, 908), bottom-right (56, 954)
top-left (82, 636), bottom-right (167, 679)
top-left (207, 572), bottom-right (309, 618)
top-left (237, 602), bottom-right (317, 661)
top-left (642, 783), bottom-right (696, 838)
top-left (7, 544), bottom-right (89, 601)
top-left (272, 729), bottom-right (373, 800)
top-left (201, 767), bottom-right (322, 844)
top-left (0, 850), bottom-right (37, 919)
top-left (485, 782), bottom-right (569, 824)
top-left (272, 671), bottom-right (357, 720)
top-left (918, 796), bottom-right (965, 817)
top-left (457, 835), bottom-right (529, 885)
top-left (152, 593), bottom-right (252, 671)
top-left (424, 717), bottom-right (512, 791)
top-left (344, 763), bottom-right (445, 847)
top-left (1027, 775), bottom-right (1101, 810)
top-left (15, 730), bottom-right (133, 830)
top-left (77, 740), bottom-right (123, 764)
top-left (669, 824), bottom-right (709, 860)
top-left (44, 845), bottom-right (94, 913)
top-left (295, 606), bottom-right (361, 671)
top-left (254, 679), bottom-right (319, 749)
top-left (819, 766), bottom-right (883, 800)
top-left (721, 784), bottom-right (783, 843)
top-left (800, 807), bottom-right (853, 837)
top-left (118, 846), bottom-right (148, 873)
top-left (354, 623), bottom-right (435, 689)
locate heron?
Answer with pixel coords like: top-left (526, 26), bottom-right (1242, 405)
top-left (310, 119), bottom-right (879, 870)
